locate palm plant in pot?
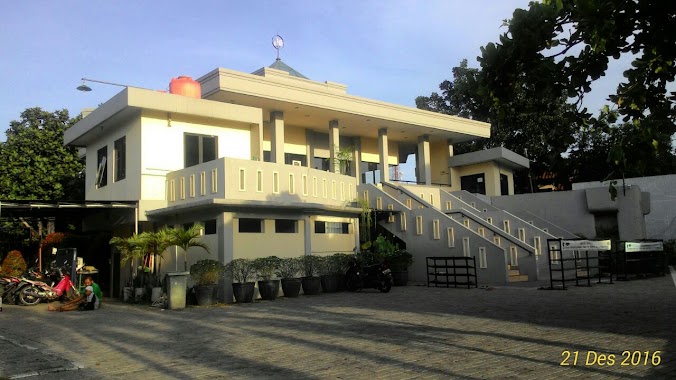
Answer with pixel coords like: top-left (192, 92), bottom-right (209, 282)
top-left (300, 255), bottom-right (322, 295)
top-left (190, 259), bottom-right (225, 305)
top-left (169, 223), bottom-right (210, 271)
top-left (224, 258), bottom-right (256, 303)
top-left (276, 257), bottom-right (303, 297)
top-left (253, 256), bottom-right (281, 301)
top-left (109, 235), bottom-right (135, 301)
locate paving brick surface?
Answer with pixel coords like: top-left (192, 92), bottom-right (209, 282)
top-left (0, 273), bottom-right (674, 379)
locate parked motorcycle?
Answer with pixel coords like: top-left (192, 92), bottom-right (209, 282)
top-left (345, 259), bottom-right (393, 293)
top-left (1, 275), bottom-right (22, 304)
top-left (15, 266), bottom-right (79, 306)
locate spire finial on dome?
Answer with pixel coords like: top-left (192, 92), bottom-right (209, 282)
top-left (272, 35), bottom-right (284, 61)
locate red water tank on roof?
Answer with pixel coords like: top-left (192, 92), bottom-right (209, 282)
top-left (169, 76), bottom-right (201, 99)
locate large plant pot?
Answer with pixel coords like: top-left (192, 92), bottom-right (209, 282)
top-left (151, 287), bottom-right (162, 302)
top-left (232, 282), bottom-right (255, 303)
top-left (301, 276), bottom-right (321, 295)
top-left (134, 287), bottom-right (146, 303)
top-left (122, 287), bottom-right (133, 302)
top-left (320, 274), bottom-right (340, 293)
top-left (195, 284), bottom-right (218, 306)
top-left (392, 270), bottom-right (409, 286)
top-left (258, 280), bottom-right (280, 301)
top-left (281, 278), bottom-right (302, 297)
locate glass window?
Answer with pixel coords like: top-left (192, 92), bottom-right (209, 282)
top-left (184, 134), bottom-right (218, 168)
top-left (460, 173), bottom-right (486, 195)
top-left (275, 219), bottom-right (297, 233)
top-left (96, 146), bottom-right (107, 188)
top-left (314, 221), bottom-right (349, 234)
top-left (204, 219), bottom-right (217, 235)
top-left (239, 218), bottom-right (262, 233)
top-left (114, 137), bottom-right (126, 182)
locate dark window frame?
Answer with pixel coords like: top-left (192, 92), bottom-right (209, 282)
top-left (184, 133), bottom-right (218, 168)
top-left (239, 218), bottom-right (263, 233)
top-left (96, 146), bottom-right (108, 188)
top-left (114, 136), bottom-right (126, 182)
top-left (275, 219), bottom-right (297, 233)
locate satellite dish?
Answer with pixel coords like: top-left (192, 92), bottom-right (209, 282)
top-left (272, 35), bottom-right (284, 60)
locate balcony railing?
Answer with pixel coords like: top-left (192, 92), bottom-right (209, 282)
top-left (165, 157), bottom-right (359, 208)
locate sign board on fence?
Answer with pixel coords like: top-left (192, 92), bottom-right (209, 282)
top-left (625, 241), bottom-right (664, 252)
top-left (561, 240), bottom-right (612, 251)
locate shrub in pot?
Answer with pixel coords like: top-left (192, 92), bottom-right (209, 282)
top-left (385, 250), bottom-right (414, 286)
top-left (190, 259), bottom-right (225, 305)
top-left (276, 257), bottom-right (303, 297)
top-left (253, 256), bottom-right (281, 301)
top-left (224, 258), bottom-right (256, 303)
top-left (331, 253), bottom-right (354, 291)
top-left (300, 255), bottom-right (322, 295)
top-left (319, 254), bottom-right (351, 293)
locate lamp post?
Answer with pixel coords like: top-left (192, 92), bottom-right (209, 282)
top-left (77, 77), bottom-right (151, 92)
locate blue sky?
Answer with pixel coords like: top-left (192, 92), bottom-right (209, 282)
top-left (0, 0), bottom-right (628, 180)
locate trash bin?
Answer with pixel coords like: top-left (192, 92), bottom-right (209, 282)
top-left (166, 272), bottom-right (189, 310)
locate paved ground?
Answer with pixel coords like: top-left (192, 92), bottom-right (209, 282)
top-left (1, 270), bottom-right (675, 380)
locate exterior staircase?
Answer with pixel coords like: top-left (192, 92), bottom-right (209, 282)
top-left (358, 182), bottom-right (577, 286)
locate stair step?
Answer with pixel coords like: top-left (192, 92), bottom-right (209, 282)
top-left (508, 265), bottom-right (519, 271)
top-left (508, 274), bottom-right (529, 282)
top-left (508, 269), bottom-right (520, 276)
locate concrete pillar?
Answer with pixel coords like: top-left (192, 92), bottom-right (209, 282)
top-left (304, 216), bottom-right (312, 256)
top-left (250, 123), bottom-right (263, 161)
top-left (329, 120), bottom-right (340, 173)
top-left (270, 111), bottom-right (284, 164)
top-left (306, 130), bottom-right (313, 168)
top-left (417, 135), bottom-right (431, 185)
top-left (378, 128), bottom-right (389, 183)
top-left (354, 217), bottom-right (361, 253)
top-left (217, 212), bottom-right (234, 303)
top-left (352, 137), bottom-right (362, 183)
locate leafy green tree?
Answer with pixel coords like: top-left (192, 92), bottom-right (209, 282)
top-left (417, 59), bottom-right (579, 191)
top-left (0, 107), bottom-right (84, 200)
top-left (478, 0), bottom-right (676, 184)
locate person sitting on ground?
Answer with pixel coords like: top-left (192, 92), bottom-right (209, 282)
top-left (84, 276), bottom-right (103, 305)
top-left (79, 285), bottom-right (99, 311)
top-left (48, 278), bottom-right (101, 312)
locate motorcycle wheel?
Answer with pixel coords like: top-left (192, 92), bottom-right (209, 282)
top-left (18, 285), bottom-right (43, 306)
top-left (346, 277), bottom-right (361, 292)
top-left (379, 279), bottom-right (392, 293)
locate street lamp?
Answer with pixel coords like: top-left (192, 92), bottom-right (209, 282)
top-left (76, 77), bottom-right (145, 92)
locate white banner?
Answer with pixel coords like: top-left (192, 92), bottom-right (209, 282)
top-left (625, 242), bottom-right (663, 252)
top-left (561, 240), bottom-right (612, 251)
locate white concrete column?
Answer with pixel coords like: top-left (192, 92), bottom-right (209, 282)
top-left (305, 130), bottom-right (313, 168)
top-left (304, 216), bottom-right (312, 256)
top-left (417, 134), bottom-right (431, 185)
top-left (329, 120), bottom-right (340, 173)
top-left (270, 111), bottom-right (284, 164)
top-left (217, 212), bottom-right (234, 303)
top-left (378, 128), bottom-right (389, 183)
top-left (352, 137), bottom-right (362, 183)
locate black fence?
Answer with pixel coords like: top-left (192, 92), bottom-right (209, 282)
top-left (426, 256), bottom-right (477, 289)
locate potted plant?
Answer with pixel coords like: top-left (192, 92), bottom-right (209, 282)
top-left (319, 254), bottom-right (349, 293)
top-left (190, 259), bottom-right (224, 305)
top-left (110, 235), bottom-right (136, 302)
top-left (253, 256), bottom-right (281, 301)
top-left (300, 255), bottom-right (322, 295)
top-left (331, 253), bottom-right (353, 291)
top-left (224, 258), bottom-right (256, 303)
top-left (166, 223), bottom-right (210, 309)
top-left (386, 250), bottom-right (414, 286)
top-left (276, 257), bottom-right (303, 297)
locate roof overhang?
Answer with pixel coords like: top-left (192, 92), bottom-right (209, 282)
top-left (64, 87), bottom-right (263, 147)
top-left (146, 198), bottom-right (362, 219)
top-left (0, 200), bottom-right (137, 218)
top-left (449, 147), bottom-right (530, 170)
top-left (197, 67), bottom-right (491, 145)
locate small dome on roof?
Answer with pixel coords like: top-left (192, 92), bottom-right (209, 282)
top-left (267, 58), bottom-right (308, 79)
